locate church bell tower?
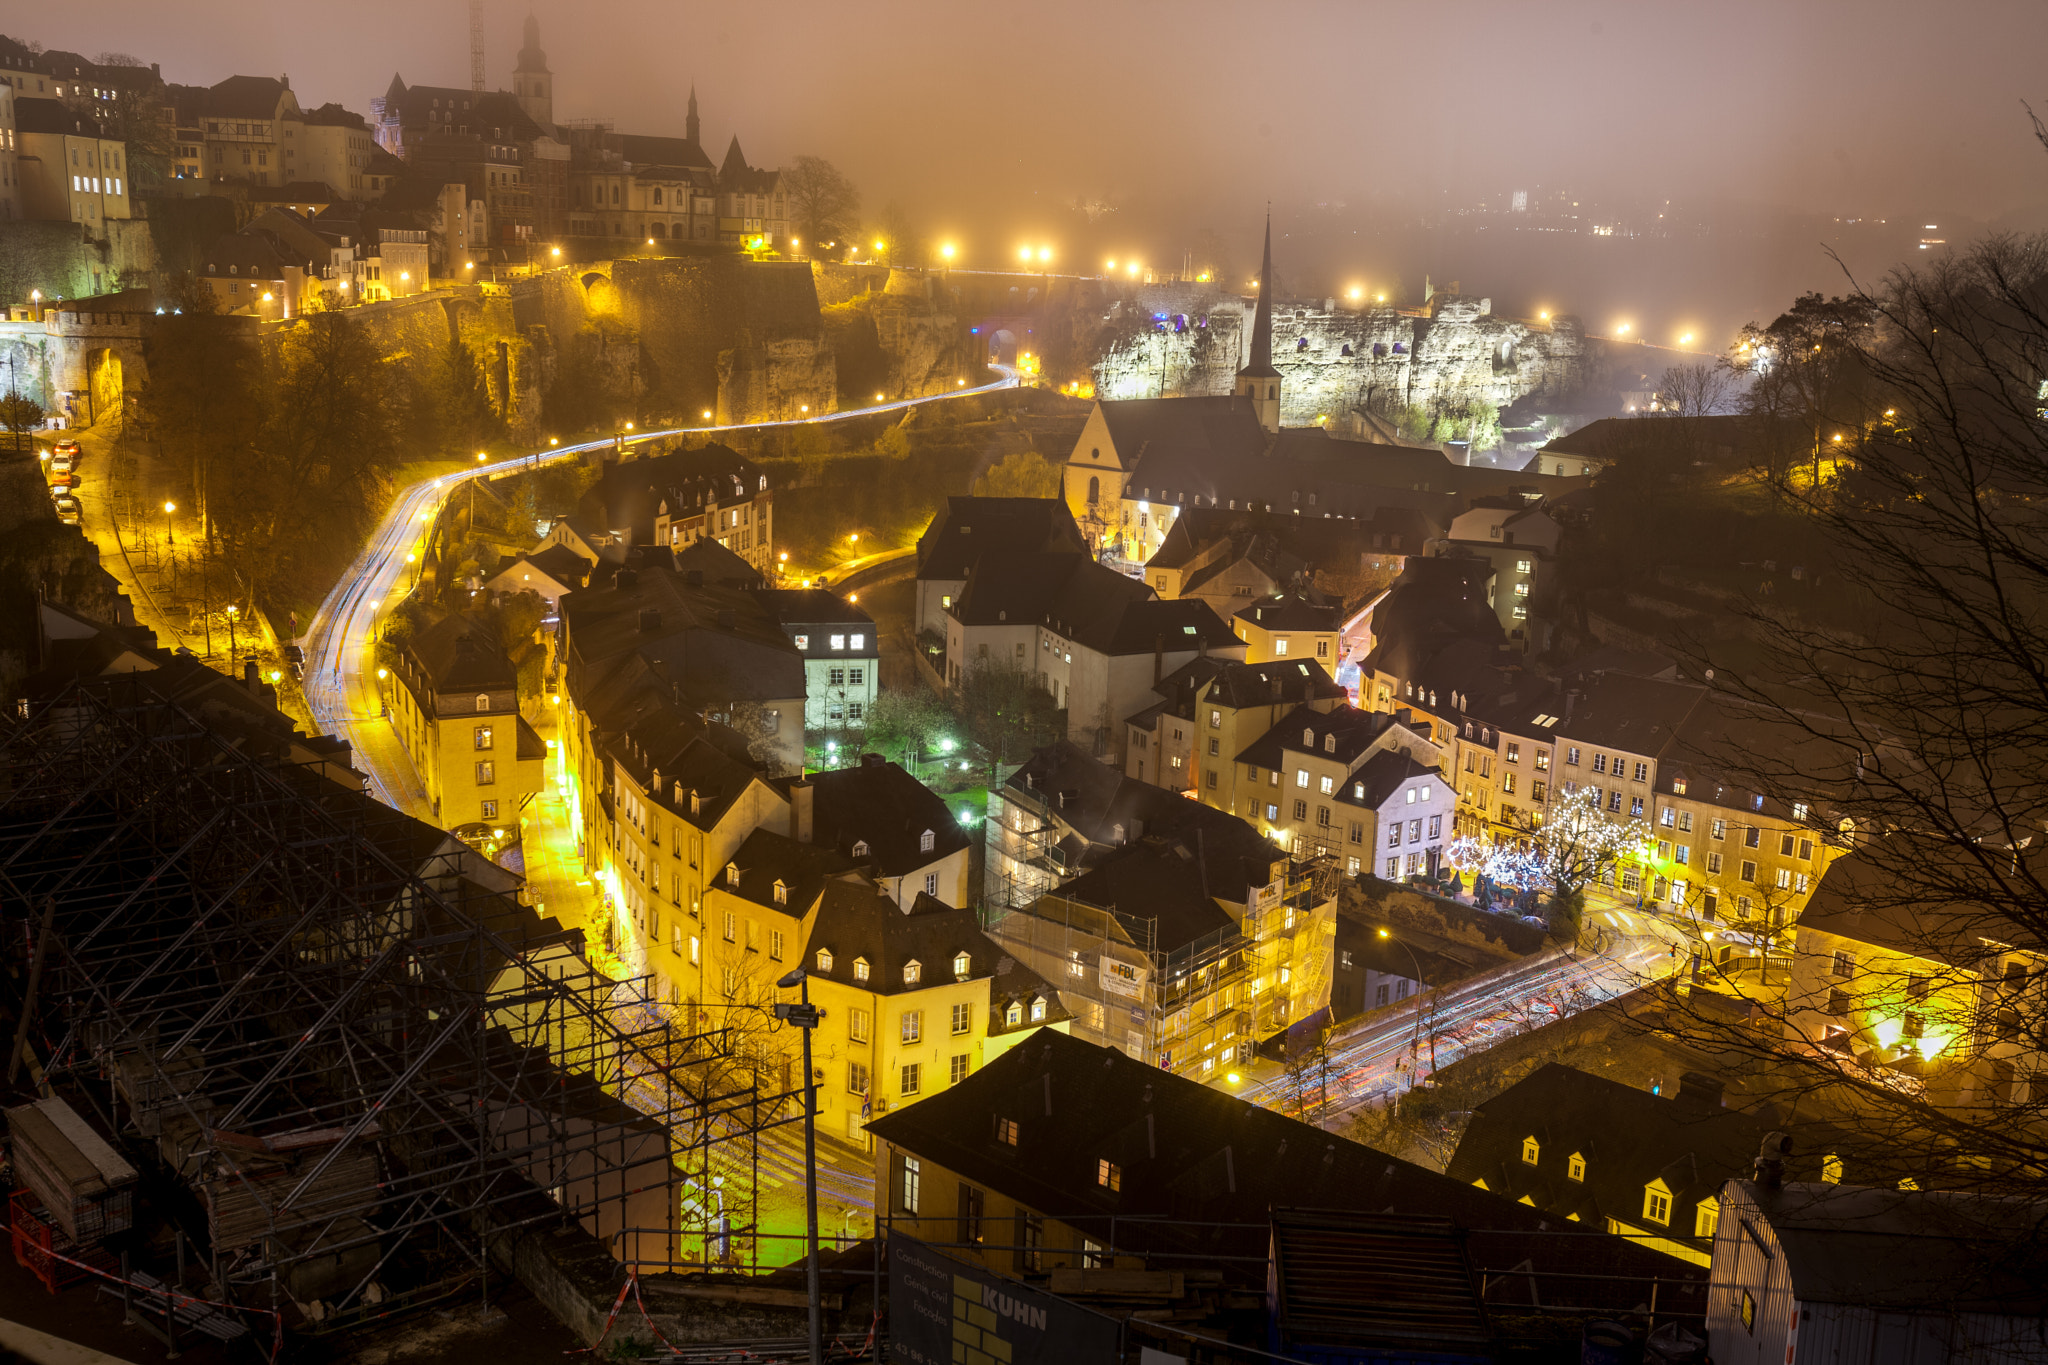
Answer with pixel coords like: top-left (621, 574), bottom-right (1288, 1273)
top-left (1234, 213), bottom-right (1281, 434)
top-left (514, 14), bottom-right (553, 128)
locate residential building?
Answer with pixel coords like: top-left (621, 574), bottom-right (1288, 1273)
top-left (178, 74), bottom-right (305, 189)
top-left (1123, 656), bottom-right (1348, 797)
top-left (13, 97), bottom-right (129, 226)
top-left (0, 79), bottom-right (19, 220)
top-left (1230, 703), bottom-right (1446, 870)
top-left (578, 444), bottom-right (776, 578)
top-left (558, 561), bottom-right (806, 790)
top-left (711, 136), bottom-right (785, 248)
top-left (1709, 1177), bottom-right (2048, 1365)
top-left (1142, 505), bottom-right (1440, 621)
top-left (297, 102), bottom-right (376, 198)
top-left (867, 1030), bottom-right (1706, 1317)
top-left (943, 550), bottom-right (1241, 759)
top-left (382, 612), bottom-right (547, 828)
top-left (1447, 1063), bottom-right (1797, 1268)
top-left (805, 755), bottom-right (974, 910)
top-left (750, 589), bottom-right (875, 735)
top-left (483, 545), bottom-right (593, 615)
top-left (1230, 591), bottom-right (1339, 666)
top-left (1782, 851), bottom-right (2044, 1108)
top-left (1429, 495), bottom-right (1561, 647)
top-left (913, 496), bottom-right (1086, 640)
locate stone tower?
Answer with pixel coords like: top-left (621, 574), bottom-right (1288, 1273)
top-left (687, 85), bottom-right (700, 148)
top-left (1235, 213), bottom-right (1281, 433)
top-left (514, 13), bottom-right (553, 128)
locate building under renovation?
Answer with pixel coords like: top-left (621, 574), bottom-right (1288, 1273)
top-left (0, 667), bottom-right (808, 1336)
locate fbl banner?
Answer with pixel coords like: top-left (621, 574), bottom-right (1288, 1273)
top-left (888, 1232), bottom-right (1119, 1365)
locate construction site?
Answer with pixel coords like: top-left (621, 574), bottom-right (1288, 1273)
top-left (0, 670), bottom-right (844, 1354)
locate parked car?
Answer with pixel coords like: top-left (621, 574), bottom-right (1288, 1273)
top-left (53, 439), bottom-right (80, 457)
top-left (52, 494), bottom-right (80, 526)
top-left (47, 471), bottom-right (77, 495)
top-left (48, 448), bottom-right (74, 474)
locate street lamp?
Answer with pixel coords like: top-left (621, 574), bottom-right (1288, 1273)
top-left (225, 603), bottom-right (239, 667)
top-left (1377, 928), bottom-right (1430, 1088)
top-left (772, 967), bottom-right (824, 1365)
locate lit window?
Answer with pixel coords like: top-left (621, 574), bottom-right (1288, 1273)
top-left (994, 1117), bottom-right (1019, 1146)
top-left (953, 951), bottom-right (971, 978)
top-left (1643, 1186), bottom-right (1671, 1225)
top-left (920, 828), bottom-right (936, 853)
top-left (904, 960), bottom-right (922, 986)
top-left (1097, 1158), bottom-right (1121, 1191)
top-left (854, 957), bottom-right (870, 982)
top-left (1030, 997), bottom-right (1046, 1022)
top-left (1568, 1153), bottom-right (1585, 1182)
top-left (1521, 1136), bottom-right (1540, 1165)
top-left (951, 1002), bottom-right (971, 1034)
top-left (901, 1009), bottom-right (922, 1042)
top-left (817, 948), bottom-right (833, 972)
top-left (1695, 1200), bottom-right (1720, 1239)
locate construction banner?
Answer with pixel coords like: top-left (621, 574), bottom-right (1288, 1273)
top-left (888, 1231), bottom-right (1119, 1365)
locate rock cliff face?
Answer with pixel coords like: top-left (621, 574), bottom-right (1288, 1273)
top-left (1093, 286), bottom-right (1586, 423)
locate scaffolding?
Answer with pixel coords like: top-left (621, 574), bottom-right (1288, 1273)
top-left (0, 672), bottom-right (807, 1327)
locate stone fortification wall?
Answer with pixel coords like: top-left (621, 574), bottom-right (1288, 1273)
top-left (1094, 291), bottom-right (1587, 424)
top-left (811, 261), bottom-right (894, 307)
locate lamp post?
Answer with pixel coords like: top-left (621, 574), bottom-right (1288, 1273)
top-left (225, 603), bottom-right (239, 669)
top-left (1377, 928), bottom-right (1430, 1088)
top-left (163, 501), bottom-right (177, 593)
top-left (773, 968), bottom-right (823, 1365)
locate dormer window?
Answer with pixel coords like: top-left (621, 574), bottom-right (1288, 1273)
top-left (1005, 1001), bottom-right (1022, 1026)
top-left (1112, 823), bottom-right (1126, 842)
top-left (817, 949), bottom-right (834, 973)
top-left (1521, 1136), bottom-right (1540, 1166)
top-left (904, 959), bottom-right (922, 985)
top-left (475, 693), bottom-right (490, 712)
top-left (953, 952), bottom-right (971, 979)
top-left (726, 862), bottom-right (740, 885)
top-left (920, 829), bottom-right (935, 854)
top-left (1643, 1182), bottom-right (1672, 1226)
top-left (1324, 734), bottom-right (1336, 753)
top-left (1568, 1152), bottom-right (1586, 1182)
top-left (852, 839), bottom-right (871, 858)
top-left (854, 957), bottom-right (870, 983)
top-left (1302, 727), bottom-right (1314, 745)
top-left (773, 880), bottom-right (788, 905)
top-left (1030, 996), bottom-right (1046, 1022)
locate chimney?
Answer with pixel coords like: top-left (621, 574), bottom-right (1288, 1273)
top-left (1753, 1131), bottom-right (1792, 1190)
top-left (614, 568), bottom-right (639, 590)
top-left (862, 752), bottom-right (885, 768)
top-left (1672, 1071), bottom-right (1726, 1112)
top-left (243, 660), bottom-right (260, 692)
top-left (790, 779), bottom-right (814, 844)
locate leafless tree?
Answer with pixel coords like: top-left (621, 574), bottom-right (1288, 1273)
top-left (781, 155), bottom-right (861, 255)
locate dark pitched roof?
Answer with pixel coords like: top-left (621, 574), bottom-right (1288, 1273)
top-left (1234, 703), bottom-right (1406, 772)
top-left (496, 544), bottom-right (594, 591)
top-left (1004, 743), bottom-right (1281, 904)
top-left (581, 442), bottom-right (767, 541)
top-left (1235, 592), bottom-right (1340, 633)
top-left (1197, 657), bottom-right (1349, 710)
top-left (13, 97), bottom-right (102, 136)
top-left (202, 75), bottom-right (294, 120)
top-left (621, 132), bottom-right (713, 172)
top-left (867, 1031), bottom-right (1706, 1298)
top-left (407, 612), bottom-right (515, 692)
top-left (806, 757), bottom-right (970, 875)
top-left (1036, 838), bottom-right (1238, 956)
top-left (1336, 748), bottom-right (1442, 810)
top-left (716, 827), bottom-right (858, 917)
top-left (953, 554), bottom-right (1236, 657)
top-left (603, 704), bottom-right (769, 834)
top-left (1793, 847), bottom-right (2041, 967)
top-left (1556, 672), bottom-right (1708, 759)
top-left (802, 886), bottom-right (1003, 996)
top-left (1445, 1063), bottom-right (1779, 1251)
top-left (670, 537), bottom-right (765, 589)
top-left (562, 565), bottom-right (803, 723)
top-left (748, 588), bottom-right (873, 630)
top-left (915, 496), bottom-right (1086, 581)
top-left (302, 101), bottom-right (369, 129)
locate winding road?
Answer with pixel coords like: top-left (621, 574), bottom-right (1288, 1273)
top-left (300, 367), bottom-right (1018, 810)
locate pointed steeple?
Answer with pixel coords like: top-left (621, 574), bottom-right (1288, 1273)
top-left (1234, 212), bottom-right (1282, 432)
top-left (720, 134), bottom-right (749, 180)
top-left (687, 84), bottom-right (700, 146)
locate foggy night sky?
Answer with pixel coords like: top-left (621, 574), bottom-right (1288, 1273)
top-left (21, 0), bottom-right (2048, 328)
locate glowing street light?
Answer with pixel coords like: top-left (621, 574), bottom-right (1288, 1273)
top-left (1018, 246), bottom-right (1032, 263)
top-left (940, 243), bottom-right (955, 260)
top-left (1348, 287), bottom-right (1362, 301)
top-left (1038, 246), bottom-right (1052, 263)
top-left (476, 452), bottom-right (487, 462)
top-left (1679, 332), bottom-right (1696, 346)
top-left (465, 261), bottom-right (475, 271)
top-left (1105, 258), bottom-right (1117, 271)
top-left (703, 409), bottom-right (714, 421)
top-left (1538, 310), bottom-right (1551, 321)
top-left (1615, 321), bottom-right (1632, 336)
top-left (549, 436), bottom-right (560, 446)
top-left (551, 246), bottom-right (561, 257)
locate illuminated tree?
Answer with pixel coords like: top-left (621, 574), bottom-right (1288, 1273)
top-left (0, 391), bottom-right (44, 457)
top-left (782, 155), bottom-right (861, 255)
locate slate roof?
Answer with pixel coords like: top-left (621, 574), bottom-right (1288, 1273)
top-left (621, 132), bottom-right (714, 172)
top-left (952, 554), bottom-right (1236, 658)
top-left (1004, 742), bottom-right (1281, 904)
top-left (1445, 1063), bottom-right (1780, 1256)
top-left (806, 757), bottom-right (970, 876)
top-left (670, 538), bottom-right (764, 589)
top-left (490, 545), bottom-right (593, 597)
top-left (1555, 673), bottom-right (1708, 760)
top-left (408, 612), bottom-right (516, 692)
top-left (716, 827), bottom-right (859, 917)
top-left (581, 442), bottom-right (766, 541)
top-left (749, 588), bottom-right (873, 631)
top-left (1792, 848), bottom-right (2041, 966)
top-left (603, 704), bottom-right (768, 835)
top-left (1036, 838), bottom-right (1238, 956)
top-left (1335, 749), bottom-right (1442, 810)
top-left (866, 1031), bottom-right (1706, 1300)
top-left (562, 565), bottom-right (802, 722)
top-left (914, 497), bottom-right (1086, 582)
top-left (13, 97), bottom-right (103, 137)
top-left (200, 75), bottom-right (294, 120)
top-left (1235, 592), bottom-right (1340, 633)
top-left (802, 886), bottom-right (1014, 998)
top-left (1235, 703), bottom-right (1407, 773)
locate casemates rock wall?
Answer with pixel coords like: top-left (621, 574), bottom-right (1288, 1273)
top-left (1092, 286), bottom-right (1587, 423)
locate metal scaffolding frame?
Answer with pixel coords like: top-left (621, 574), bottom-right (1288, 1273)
top-left (0, 672), bottom-right (806, 1323)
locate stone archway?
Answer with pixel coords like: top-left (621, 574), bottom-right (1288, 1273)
top-left (88, 347), bottom-right (125, 428)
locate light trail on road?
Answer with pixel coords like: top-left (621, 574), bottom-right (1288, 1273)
top-left (301, 366), bottom-right (1019, 804)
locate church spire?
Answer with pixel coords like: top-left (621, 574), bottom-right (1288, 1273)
top-left (1234, 211), bottom-right (1281, 432)
top-left (687, 84), bottom-right (700, 146)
